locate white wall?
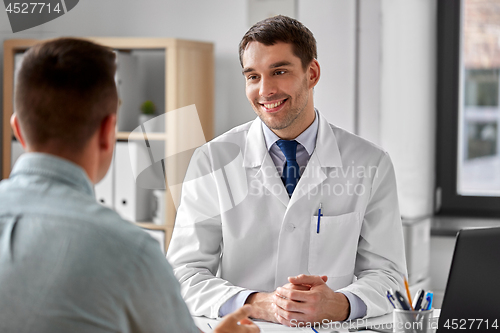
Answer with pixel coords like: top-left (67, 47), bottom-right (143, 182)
top-left (358, 0), bottom-right (382, 145)
top-left (299, 0), bottom-right (356, 132)
top-left (356, 0), bottom-right (437, 218)
top-left (380, 0), bottom-right (437, 218)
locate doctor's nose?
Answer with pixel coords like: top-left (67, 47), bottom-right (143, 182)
top-left (259, 77), bottom-right (277, 98)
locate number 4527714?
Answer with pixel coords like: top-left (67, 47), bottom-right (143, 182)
top-left (443, 319), bottom-right (498, 330)
top-left (5, 3), bottom-right (62, 14)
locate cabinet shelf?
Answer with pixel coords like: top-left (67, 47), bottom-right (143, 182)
top-left (116, 132), bottom-right (167, 141)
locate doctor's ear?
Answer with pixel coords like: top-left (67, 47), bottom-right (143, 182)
top-left (10, 113), bottom-right (27, 149)
top-left (308, 59), bottom-right (320, 89)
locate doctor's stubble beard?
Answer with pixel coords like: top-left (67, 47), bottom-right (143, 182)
top-left (250, 77), bottom-right (310, 131)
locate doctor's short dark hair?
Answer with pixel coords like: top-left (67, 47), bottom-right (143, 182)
top-left (15, 37), bottom-right (118, 152)
top-left (239, 15), bottom-right (317, 71)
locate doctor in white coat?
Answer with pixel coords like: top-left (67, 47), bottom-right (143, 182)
top-left (167, 15), bottom-right (407, 326)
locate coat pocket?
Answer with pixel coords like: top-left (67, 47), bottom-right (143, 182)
top-left (308, 212), bottom-right (362, 277)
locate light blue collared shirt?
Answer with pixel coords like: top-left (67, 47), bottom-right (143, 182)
top-left (220, 110), bottom-right (367, 320)
top-left (0, 153), bottom-right (198, 333)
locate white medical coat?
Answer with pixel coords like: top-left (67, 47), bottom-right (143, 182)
top-left (167, 111), bottom-right (407, 319)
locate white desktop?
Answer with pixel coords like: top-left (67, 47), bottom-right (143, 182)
top-left (193, 309), bottom-right (441, 333)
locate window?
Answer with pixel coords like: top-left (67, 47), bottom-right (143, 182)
top-left (436, 0), bottom-right (500, 216)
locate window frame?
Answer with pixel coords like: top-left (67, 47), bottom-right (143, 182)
top-left (436, 0), bottom-right (500, 217)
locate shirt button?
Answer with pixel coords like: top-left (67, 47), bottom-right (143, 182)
top-left (285, 223), bottom-right (295, 232)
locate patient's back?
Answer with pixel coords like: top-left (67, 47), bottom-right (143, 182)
top-left (0, 154), bottom-right (197, 333)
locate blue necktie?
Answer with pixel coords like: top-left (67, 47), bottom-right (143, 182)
top-left (276, 139), bottom-right (300, 197)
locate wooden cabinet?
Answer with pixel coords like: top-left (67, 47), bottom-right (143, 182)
top-left (2, 38), bottom-right (214, 250)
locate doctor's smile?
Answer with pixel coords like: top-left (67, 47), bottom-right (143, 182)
top-left (260, 98), bottom-right (287, 112)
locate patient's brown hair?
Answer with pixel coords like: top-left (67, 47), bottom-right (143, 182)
top-left (15, 37), bottom-right (118, 152)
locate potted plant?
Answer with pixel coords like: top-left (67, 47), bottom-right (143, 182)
top-left (138, 100), bottom-right (156, 126)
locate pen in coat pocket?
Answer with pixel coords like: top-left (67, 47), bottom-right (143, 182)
top-left (317, 203), bottom-right (322, 233)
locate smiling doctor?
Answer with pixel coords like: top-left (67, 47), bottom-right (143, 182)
top-left (167, 15), bottom-right (407, 326)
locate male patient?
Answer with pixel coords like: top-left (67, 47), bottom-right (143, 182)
top-left (0, 38), bottom-right (258, 333)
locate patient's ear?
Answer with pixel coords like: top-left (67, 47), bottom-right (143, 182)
top-left (94, 113), bottom-right (117, 185)
top-left (98, 113), bottom-right (116, 153)
top-left (10, 113), bottom-right (27, 149)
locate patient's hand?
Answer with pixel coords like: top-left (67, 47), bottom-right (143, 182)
top-left (213, 305), bottom-right (260, 333)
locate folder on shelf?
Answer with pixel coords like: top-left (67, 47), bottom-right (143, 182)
top-left (115, 52), bottom-right (144, 132)
top-left (94, 151), bottom-right (115, 209)
top-left (114, 142), bottom-right (151, 222)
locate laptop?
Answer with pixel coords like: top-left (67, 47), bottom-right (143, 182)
top-left (438, 227), bottom-right (500, 332)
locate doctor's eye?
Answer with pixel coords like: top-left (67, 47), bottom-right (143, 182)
top-left (247, 74), bottom-right (259, 81)
top-left (274, 70), bottom-right (286, 76)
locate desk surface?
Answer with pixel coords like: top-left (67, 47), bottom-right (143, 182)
top-left (194, 309), bottom-right (441, 333)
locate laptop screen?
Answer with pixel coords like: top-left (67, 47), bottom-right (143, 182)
top-left (438, 227), bottom-right (500, 332)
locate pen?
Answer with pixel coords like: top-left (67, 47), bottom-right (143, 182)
top-left (386, 290), bottom-right (396, 309)
top-left (404, 277), bottom-right (414, 310)
top-left (413, 289), bottom-right (425, 311)
top-left (317, 203), bottom-right (322, 233)
top-left (312, 328), bottom-right (319, 333)
top-left (394, 290), bottom-right (411, 311)
top-left (421, 292), bottom-right (433, 311)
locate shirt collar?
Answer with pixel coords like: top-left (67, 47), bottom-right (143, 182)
top-left (10, 152), bottom-right (95, 197)
top-left (261, 109), bottom-right (319, 156)
top-left (243, 109), bottom-right (342, 168)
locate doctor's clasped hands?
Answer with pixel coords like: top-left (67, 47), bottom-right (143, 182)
top-left (246, 274), bottom-right (350, 326)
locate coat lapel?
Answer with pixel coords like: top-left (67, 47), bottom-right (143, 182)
top-left (288, 112), bottom-right (343, 206)
top-left (288, 153), bottom-right (326, 206)
top-left (243, 118), bottom-right (289, 207)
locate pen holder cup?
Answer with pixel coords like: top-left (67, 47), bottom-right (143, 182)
top-left (393, 308), bottom-right (436, 333)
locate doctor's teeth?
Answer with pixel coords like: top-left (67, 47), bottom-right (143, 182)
top-left (264, 100), bottom-right (284, 109)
